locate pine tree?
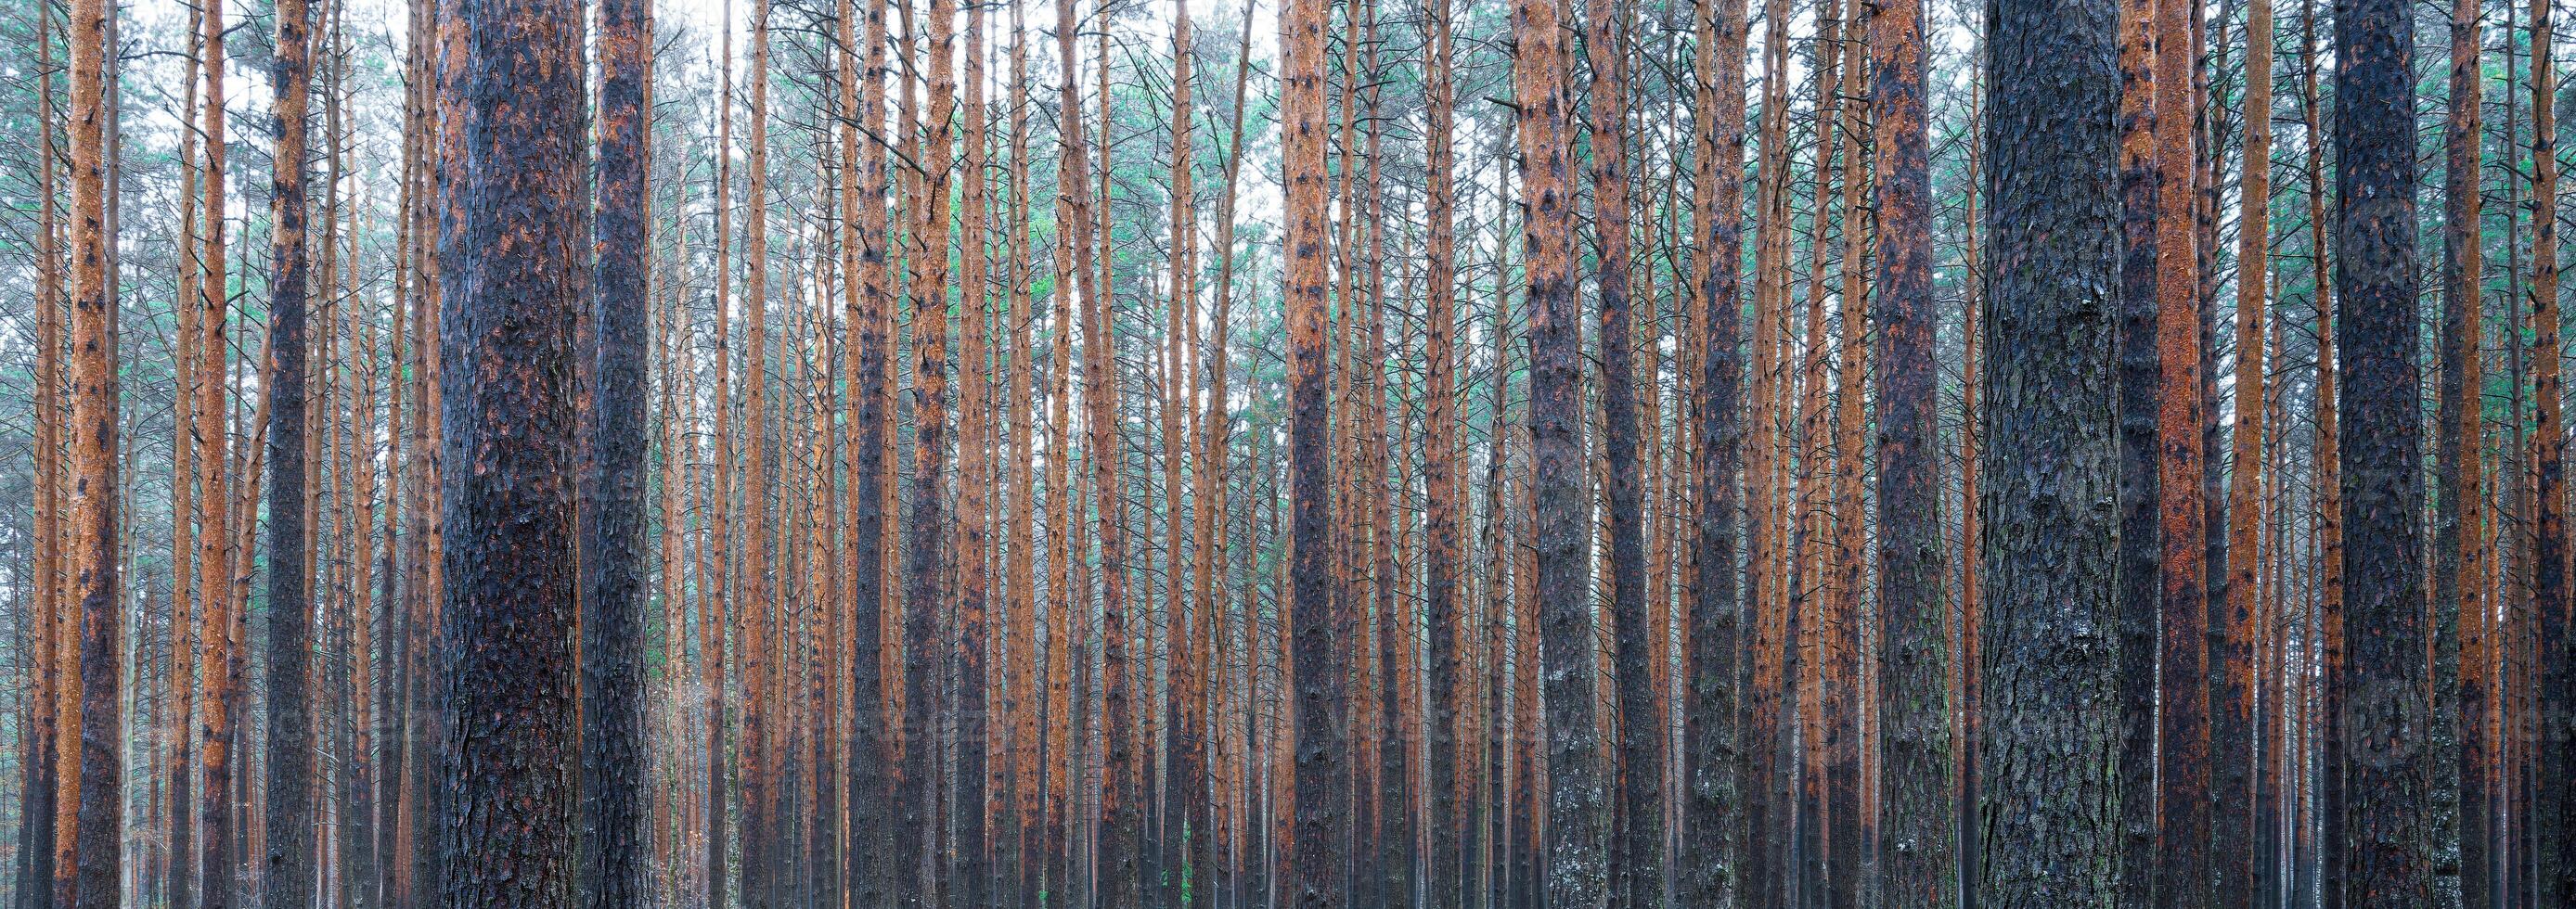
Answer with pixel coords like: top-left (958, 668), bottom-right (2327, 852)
top-left (1683, 0), bottom-right (1748, 899)
top-left (1978, 0), bottom-right (2125, 900)
top-left (64, 0), bottom-right (122, 902)
top-left (1282, 0), bottom-right (1346, 896)
top-left (580, 0), bottom-right (654, 898)
top-left (2333, 0), bottom-right (2434, 897)
top-left (2530, 0), bottom-right (2574, 894)
top-left (1514, 0), bottom-right (1609, 899)
top-left (1869, 0), bottom-right (1952, 897)
top-left (437, 0), bottom-right (589, 903)
top-left (265, 0), bottom-right (319, 899)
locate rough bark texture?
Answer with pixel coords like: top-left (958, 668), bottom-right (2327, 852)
top-left (2434, 0), bottom-right (2484, 897)
top-left (1282, 0), bottom-right (1346, 898)
top-left (266, 0), bottom-right (318, 903)
top-left (28, 9), bottom-right (64, 903)
top-left (65, 0), bottom-right (122, 903)
top-left (1423, 0), bottom-right (1466, 902)
top-left (1870, 0), bottom-right (1953, 899)
top-left (739, 2), bottom-right (780, 901)
top-left (1978, 0), bottom-right (2125, 900)
top-left (2112, 0), bottom-right (2161, 901)
top-left (1516, 0), bottom-right (1609, 902)
top-left (843, 0), bottom-right (895, 899)
top-left (194, 3), bottom-right (238, 897)
top-left (2153, 0), bottom-right (2210, 892)
top-left (580, 0), bottom-right (652, 900)
top-left (958, 2), bottom-right (995, 904)
top-left (901, 0), bottom-right (958, 895)
top-left (2332, 0), bottom-right (2433, 899)
top-left (436, 0), bottom-right (587, 904)
top-left (1684, 0), bottom-right (1748, 900)
top-left (2219, 0), bottom-right (2275, 895)
top-left (2532, 0), bottom-right (2574, 897)
top-left (1584, 0), bottom-right (1656, 901)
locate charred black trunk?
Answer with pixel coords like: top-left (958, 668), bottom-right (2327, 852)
top-left (437, 0), bottom-right (589, 903)
top-left (1977, 0), bottom-right (2125, 899)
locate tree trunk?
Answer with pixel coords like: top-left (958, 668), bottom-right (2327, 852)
top-left (1869, 0), bottom-right (1952, 897)
top-left (1585, 0), bottom-right (1656, 901)
top-left (437, 0), bottom-right (588, 903)
top-left (1424, 0), bottom-right (1466, 900)
top-left (266, 0), bottom-right (318, 899)
top-left (843, 0), bottom-right (895, 898)
top-left (2530, 0), bottom-right (2574, 893)
top-left (65, 0), bottom-right (122, 902)
top-left (1683, 0), bottom-right (1747, 897)
top-left (581, 0), bottom-right (653, 899)
top-left (2333, 0), bottom-right (2433, 897)
top-left (193, 0), bottom-right (238, 900)
top-left (2154, 0), bottom-right (2211, 891)
top-left (2113, 0), bottom-right (2162, 900)
top-left (1978, 0), bottom-right (2125, 899)
top-left (1514, 0), bottom-right (1609, 901)
top-left (958, 3), bottom-right (996, 903)
top-left (2220, 0), bottom-right (2276, 897)
top-left (1282, 0), bottom-right (1346, 897)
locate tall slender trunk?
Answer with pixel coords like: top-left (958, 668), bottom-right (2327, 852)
top-left (1514, 0), bottom-right (1608, 900)
top-left (170, 12), bottom-right (206, 902)
top-left (1870, 0), bottom-right (1951, 897)
top-left (2153, 0), bottom-right (2211, 892)
top-left (1423, 0), bottom-right (1467, 900)
top-left (2221, 0), bottom-right (2276, 898)
top-left (1282, 0), bottom-right (1345, 894)
top-left (843, 0), bottom-right (895, 897)
top-left (959, 4), bottom-right (997, 903)
top-left (1978, 0), bottom-right (2124, 899)
top-left (739, 1), bottom-right (782, 901)
top-left (2112, 0), bottom-right (2163, 899)
top-left (265, 0), bottom-right (318, 899)
top-left (1584, 0), bottom-right (1655, 901)
top-left (2435, 0), bottom-right (2491, 899)
top-left (2293, 0), bottom-right (2342, 900)
top-left (2333, 0), bottom-right (2433, 896)
top-left (1683, 0), bottom-right (1747, 896)
top-left (437, 0), bottom-right (588, 903)
top-left (703, 4), bottom-right (736, 902)
top-left (2531, 0), bottom-right (2575, 891)
top-left (65, 0), bottom-right (121, 903)
top-left (28, 3), bottom-right (64, 900)
top-left (581, 0), bottom-right (653, 899)
top-left (193, 0), bottom-right (238, 900)
top-left (1003, 5), bottom-right (1044, 903)
top-left (1160, 4), bottom-right (1206, 904)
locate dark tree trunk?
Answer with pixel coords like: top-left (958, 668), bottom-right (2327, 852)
top-left (2331, 0), bottom-right (2433, 898)
top-left (1516, 0), bottom-right (1609, 902)
top-left (1683, 0), bottom-right (1748, 898)
top-left (1869, 0), bottom-right (1953, 901)
top-left (2437, 0), bottom-right (2488, 902)
top-left (436, 0), bottom-right (588, 903)
top-left (265, 0), bottom-right (318, 903)
top-left (1586, 0), bottom-right (1657, 902)
top-left (2111, 0), bottom-right (2161, 901)
top-left (2154, 0), bottom-right (2212, 894)
top-left (1977, 0), bottom-right (2125, 899)
top-left (580, 0), bottom-right (652, 901)
top-left (2534, 0), bottom-right (2575, 899)
top-left (1282, 0), bottom-right (1346, 898)
top-left (902, 0), bottom-right (958, 896)
top-left (1423, 0), bottom-right (1465, 901)
top-left (843, 0), bottom-right (895, 900)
